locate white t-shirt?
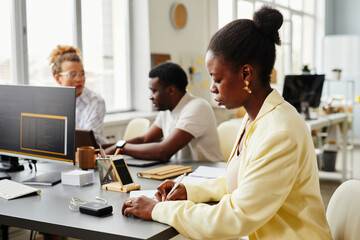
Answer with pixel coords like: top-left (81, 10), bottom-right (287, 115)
top-left (154, 92), bottom-right (222, 162)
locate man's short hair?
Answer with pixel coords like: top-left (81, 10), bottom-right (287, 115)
top-left (149, 62), bottom-right (188, 92)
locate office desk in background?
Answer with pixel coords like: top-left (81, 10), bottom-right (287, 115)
top-left (306, 113), bottom-right (350, 182)
top-left (0, 160), bottom-right (226, 240)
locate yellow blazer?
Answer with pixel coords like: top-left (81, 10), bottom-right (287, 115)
top-left (152, 90), bottom-right (332, 240)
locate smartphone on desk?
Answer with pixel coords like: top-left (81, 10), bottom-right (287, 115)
top-left (110, 155), bottom-right (136, 188)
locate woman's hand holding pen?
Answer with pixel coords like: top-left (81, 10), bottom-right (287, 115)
top-left (155, 179), bottom-right (187, 202)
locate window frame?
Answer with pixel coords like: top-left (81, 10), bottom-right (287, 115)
top-left (219, 0), bottom-right (323, 86)
top-left (8, 0), bottom-right (133, 113)
top-left (11, 0), bottom-right (29, 85)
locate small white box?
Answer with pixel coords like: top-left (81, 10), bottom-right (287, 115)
top-left (61, 169), bottom-right (94, 186)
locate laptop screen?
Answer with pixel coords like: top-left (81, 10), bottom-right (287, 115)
top-left (75, 129), bottom-right (98, 149)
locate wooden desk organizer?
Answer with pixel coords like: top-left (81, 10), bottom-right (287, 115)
top-left (97, 155), bottom-right (140, 193)
top-left (102, 182), bottom-right (140, 193)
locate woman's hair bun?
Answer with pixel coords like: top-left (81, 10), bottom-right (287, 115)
top-left (253, 5), bottom-right (283, 45)
top-left (49, 45), bottom-right (81, 64)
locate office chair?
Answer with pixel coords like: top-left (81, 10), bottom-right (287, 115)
top-left (217, 120), bottom-right (241, 162)
top-left (326, 179), bottom-right (360, 240)
top-left (123, 118), bottom-right (151, 140)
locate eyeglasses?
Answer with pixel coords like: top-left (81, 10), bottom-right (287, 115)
top-left (59, 71), bottom-right (86, 80)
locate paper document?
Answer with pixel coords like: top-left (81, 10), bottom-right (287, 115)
top-left (130, 166), bottom-right (225, 199)
top-left (173, 175), bottom-right (209, 183)
top-left (188, 166), bottom-right (225, 179)
top-left (130, 190), bottom-right (157, 200)
top-left (172, 166), bottom-right (226, 184)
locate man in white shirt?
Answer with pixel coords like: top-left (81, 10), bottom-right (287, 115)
top-left (106, 62), bottom-right (222, 162)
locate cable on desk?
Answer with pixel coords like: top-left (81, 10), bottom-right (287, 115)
top-left (69, 196), bottom-right (108, 211)
top-left (26, 159), bottom-right (37, 172)
top-left (95, 196), bottom-right (108, 204)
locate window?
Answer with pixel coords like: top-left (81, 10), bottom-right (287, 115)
top-left (81, 0), bottom-right (130, 112)
top-left (27, 0), bottom-right (73, 87)
top-left (237, 1), bottom-right (254, 20)
top-left (219, 0), bottom-right (323, 86)
top-left (0, 0), bottom-right (12, 85)
top-left (292, 14), bottom-right (302, 74)
top-left (2, 0), bottom-right (130, 112)
top-left (218, 0), bottom-right (235, 29)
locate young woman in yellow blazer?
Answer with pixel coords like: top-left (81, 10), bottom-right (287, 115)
top-left (122, 6), bottom-right (332, 240)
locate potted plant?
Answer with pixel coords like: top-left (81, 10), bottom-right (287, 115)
top-left (302, 65), bottom-right (311, 75)
top-left (332, 68), bottom-right (342, 80)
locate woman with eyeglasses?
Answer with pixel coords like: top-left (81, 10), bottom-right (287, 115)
top-left (49, 45), bottom-right (106, 144)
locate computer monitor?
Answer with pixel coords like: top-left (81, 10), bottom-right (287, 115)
top-left (282, 74), bottom-right (325, 120)
top-left (0, 85), bottom-right (76, 172)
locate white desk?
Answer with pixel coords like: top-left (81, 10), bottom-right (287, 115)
top-left (306, 113), bottom-right (349, 182)
top-left (0, 160), bottom-right (225, 239)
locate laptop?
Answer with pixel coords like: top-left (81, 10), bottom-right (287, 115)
top-left (76, 129), bottom-right (99, 149)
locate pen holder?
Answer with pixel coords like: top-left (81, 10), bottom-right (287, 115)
top-left (97, 157), bottom-right (116, 185)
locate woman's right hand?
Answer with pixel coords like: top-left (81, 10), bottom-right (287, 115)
top-left (155, 179), bottom-right (187, 202)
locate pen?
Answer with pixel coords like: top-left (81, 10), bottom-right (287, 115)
top-left (96, 158), bottom-right (108, 171)
top-left (167, 173), bottom-right (186, 197)
top-left (99, 143), bottom-right (107, 158)
top-left (114, 148), bottom-right (121, 156)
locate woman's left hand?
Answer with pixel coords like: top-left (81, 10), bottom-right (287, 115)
top-left (121, 196), bottom-right (157, 220)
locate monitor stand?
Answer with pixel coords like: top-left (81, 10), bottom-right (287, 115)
top-left (0, 155), bottom-right (25, 172)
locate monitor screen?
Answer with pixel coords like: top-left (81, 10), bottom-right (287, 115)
top-left (282, 74), bottom-right (325, 117)
top-left (0, 85), bottom-right (76, 169)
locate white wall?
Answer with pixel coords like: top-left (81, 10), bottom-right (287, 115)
top-left (326, 0), bottom-right (360, 35)
top-left (334, 0), bottom-right (360, 35)
top-left (149, 0), bottom-right (217, 63)
top-left (148, 0), bottom-right (219, 104)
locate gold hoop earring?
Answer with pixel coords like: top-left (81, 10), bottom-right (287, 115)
top-left (243, 80), bottom-right (252, 94)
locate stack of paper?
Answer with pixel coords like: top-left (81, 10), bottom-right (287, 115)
top-left (61, 169), bottom-right (94, 186)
